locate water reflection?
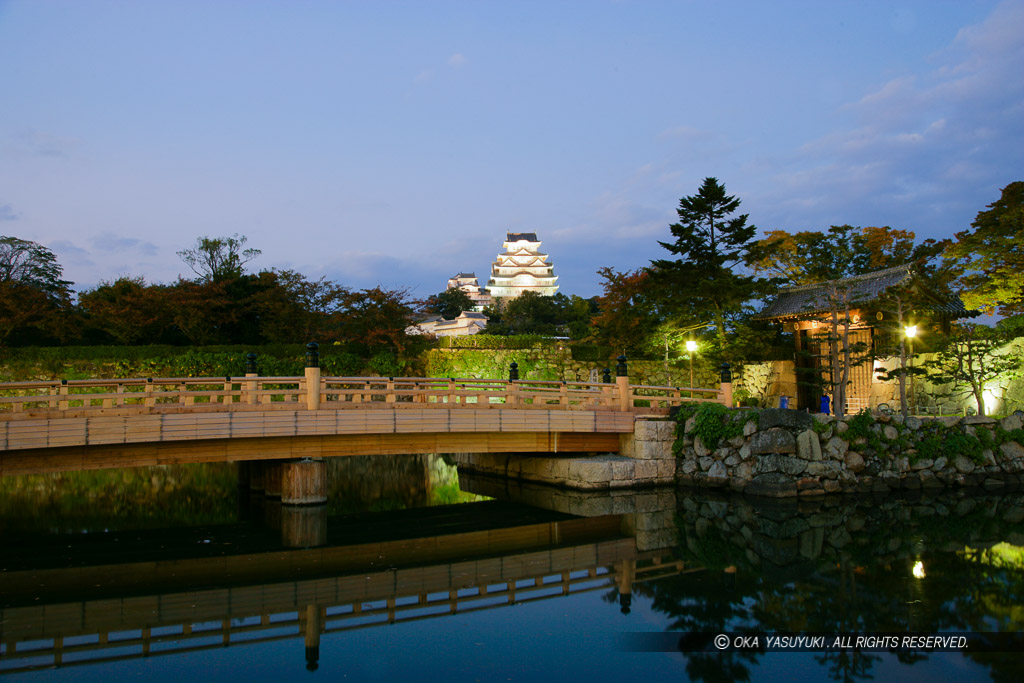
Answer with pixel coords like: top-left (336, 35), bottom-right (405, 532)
top-left (1, 458), bottom-right (1023, 681)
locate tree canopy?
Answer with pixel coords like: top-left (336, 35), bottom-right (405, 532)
top-left (177, 234), bottom-right (261, 282)
top-left (946, 181), bottom-right (1024, 316)
top-left (649, 177), bottom-right (762, 346)
top-left (422, 288), bottom-right (474, 320)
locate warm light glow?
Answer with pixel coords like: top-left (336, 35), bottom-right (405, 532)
top-left (686, 341), bottom-right (698, 353)
top-left (984, 389), bottom-right (999, 415)
top-left (904, 325), bottom-right (918, 339)
top-left (912, 560), bottom-right (926, 579)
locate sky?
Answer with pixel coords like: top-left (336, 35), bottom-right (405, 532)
top-left (1, 0), bottom-right (1022, 299)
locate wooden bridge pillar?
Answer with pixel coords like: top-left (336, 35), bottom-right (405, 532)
top-left (264, 461), bottom-right (283, 498)
top-left (281, 458), bottom-right (327, 505)
top-left (282, 504), bottom-right (327, 548)
top-left (248, 461), bottom-right (266, 492)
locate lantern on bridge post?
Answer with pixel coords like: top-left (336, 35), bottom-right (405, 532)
top-left (720, 362), bottom-right (733, 407)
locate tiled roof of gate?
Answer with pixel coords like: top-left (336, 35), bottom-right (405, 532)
top-left (755, 265), bottom-right (970, 320)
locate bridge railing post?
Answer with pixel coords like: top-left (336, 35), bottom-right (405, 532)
top-left (719, 362), bottom-right (733, 407)
top-left (245, 353), bottom-right (258, 405)
top-left (386, 377), bottom-right (396, 403)
top-left (58, 379), bottom-right (69, 411)
top-left (144, 378), bottom-right (155, 408)
top-left (305, 343), bottom-right (321, 411)
top-left (601, 368), bottom-right (613, 409)
top-left (616, 356), bottom-right (630, 412)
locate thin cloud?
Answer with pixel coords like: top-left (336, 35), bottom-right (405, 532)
top-left (91, 233), bottom-right (160, 257)
top-left (448, 53), bottom-right (466, 68)
top-left (0, 204), bottom-right (18, 221)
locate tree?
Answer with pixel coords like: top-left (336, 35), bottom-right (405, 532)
top-left (177, 234), bottom-right (261, 282)
top-left (746, 225), bottom-right (925, 285)
top-left (337, 286), bottom-right (418, 353)
top-left (255, 269), bottom-right (351, 343)
top-left (78, 276), bottom-right (169, 345)
top-left (922, 322), bottom-right (1018, 416)
top-left (0, 236), bottom-right (73, 344)
top-left (422, 288), bottom-right (474, 320)
top-left (946, 181), bottom-right (1024, 316)
top-left (650, 178), bottom-right (762, 347)
top-left (589, 267), bottom-right (660, 355)
top-left (484, 290), bottom-right (562, 336)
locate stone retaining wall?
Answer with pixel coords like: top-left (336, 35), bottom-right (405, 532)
top-left (676, 408), bottom-right (1024, 497)
top-left (450, 416), bottom-right (677, 490)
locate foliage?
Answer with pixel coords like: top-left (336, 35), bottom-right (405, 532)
top-left (589, 267), bottom-right (660, 355)
top-left (947, 181), bottom-right (1024, 316)
top-left (422, 287), bottom-right (474, 319)
top-left (922, 322), bottom-right (1019, 416)
top-left (337, 285), bottom-right (419, 353)
top-left (78, 276), bottom-right (169, 345)
top-left (436, 333), bottom-right (556, 349)
top-left (177, 233), bottom-right (261, 282)
top-left (483, 291), bottom-right (593, 338)
top-left (672, 402), bottom-right (753, 452)
top-left (368, 350), bottom-right (404, 377)
top-left (649, 177), bottom-right (765, 347)
top-left (745, 225), bottom-right (929, 285)
top-left (0, 236), bottom-right (74, 344)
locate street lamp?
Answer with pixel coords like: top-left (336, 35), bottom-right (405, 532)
top-left (905, 325), bottom-right (917, 415)
top-left (685, 340), bottom-right (698, 395)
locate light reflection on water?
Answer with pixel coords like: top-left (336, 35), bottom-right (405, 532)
top-left (1, 457), bottom-right (1023, 681)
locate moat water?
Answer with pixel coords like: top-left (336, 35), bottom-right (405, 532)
top-left (1, 455), bottom-right (1023, 682)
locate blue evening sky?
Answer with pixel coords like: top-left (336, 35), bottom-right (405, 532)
top-left (1, 0), bottom-right (1021, 297)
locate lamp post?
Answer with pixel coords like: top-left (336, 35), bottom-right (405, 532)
top-left (905, 325), bottom-right (917, 416)
top-left (686, 340), bottom-right (697, 397)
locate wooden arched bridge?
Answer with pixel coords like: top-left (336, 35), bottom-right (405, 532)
top-left (0, 363), bottom-right (731, 477)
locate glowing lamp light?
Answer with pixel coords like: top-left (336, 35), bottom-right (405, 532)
top-left (912, 560), bottom-right (926, 579)
top-left (904, 325), bottom-right (918, 339)
top-left (685, 341), bottom-right (698, 353)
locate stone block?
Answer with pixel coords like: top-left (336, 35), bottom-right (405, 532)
top-left (635, 460), bottom-right (659, 480)
top-left (825, 436), bottom-right (849, 459)
top-left (954, 455), bottom-right (976, 474)
top-left (844, 451), bottom-right (865, 473)
top-left (745, 472), bottom-right (798, 498)
top-left (750, 427), bottom-right (797, 454)
top-left (796, 429), bottom-right (822, 461)
top-left (1000, 441), bottom-right (1024, 463)
top-left (758, 408), bottom-right (814, 431)
top-left (1001, 414), bottom-right (1023, 431)
top-left (962, 415), bottom-right (997, 426)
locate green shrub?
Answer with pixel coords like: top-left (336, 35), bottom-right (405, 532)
top-left (673, 402), bottom-right (750, 452)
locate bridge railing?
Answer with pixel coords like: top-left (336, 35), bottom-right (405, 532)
top-left (0, 373), bottom-right (728, 418)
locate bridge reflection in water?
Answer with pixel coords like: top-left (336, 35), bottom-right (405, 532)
top-left (0, 489), bottom-right (695, 675)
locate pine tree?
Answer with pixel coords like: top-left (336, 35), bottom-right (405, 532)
top-left (650, 177), bottom-right (760, 347)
